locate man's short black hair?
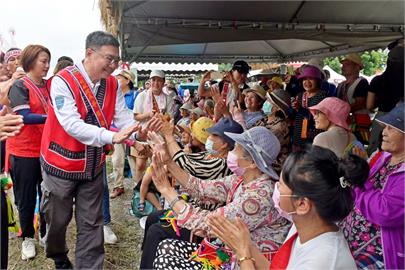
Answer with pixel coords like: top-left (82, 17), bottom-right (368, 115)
top-left (85, 31), bottom-right (119, 49)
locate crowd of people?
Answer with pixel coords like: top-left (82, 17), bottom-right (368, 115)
top-left (0, 31), bottom-right (404, 270)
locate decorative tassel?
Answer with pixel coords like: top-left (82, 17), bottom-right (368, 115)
top-left (160, 210), bottom-right (181, 237)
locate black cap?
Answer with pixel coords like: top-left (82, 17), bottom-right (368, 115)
top-left (232, 60), bottom-right (251, 74)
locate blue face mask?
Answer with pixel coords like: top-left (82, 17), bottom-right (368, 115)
top-left (205, 138), bottom-right (219, 155)
top-left (262, 101), bottom-right (273, 115)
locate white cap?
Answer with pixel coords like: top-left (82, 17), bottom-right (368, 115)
top-left (150, 70), bottom-right (165, 79)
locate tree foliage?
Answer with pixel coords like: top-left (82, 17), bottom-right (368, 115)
top-left (324, 49), bottom-right (388, 76)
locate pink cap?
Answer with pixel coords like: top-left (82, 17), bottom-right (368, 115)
top-left (309, 97), bottom-right (350, 130)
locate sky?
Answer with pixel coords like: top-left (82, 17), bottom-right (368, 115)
top-left (0, 0), bottom-right (103, 72)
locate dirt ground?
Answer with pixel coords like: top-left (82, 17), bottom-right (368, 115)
top-left (6, 161), bottom-right (143, 270)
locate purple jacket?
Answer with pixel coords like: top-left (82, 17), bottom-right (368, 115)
top-left (353, 151), bottom-right (405, 270)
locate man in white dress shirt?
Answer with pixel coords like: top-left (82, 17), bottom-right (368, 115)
top-left (39, 31), bottom-right (141, 269)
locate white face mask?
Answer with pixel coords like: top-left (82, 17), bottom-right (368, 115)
top-left (272, 182), bottom-right (297, 222)
top-left (205, 138), bottom-right (219, 155)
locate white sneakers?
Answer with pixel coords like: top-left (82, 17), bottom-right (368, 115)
top-left (21, 237), bottom-right (36, 260)
top-left (103, 225), bottom-right (118, 244)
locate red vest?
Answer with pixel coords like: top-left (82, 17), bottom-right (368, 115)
top-left (40, 66), bottom-right (117, 181)
top-left (6, 77), bottom-right (49, 158)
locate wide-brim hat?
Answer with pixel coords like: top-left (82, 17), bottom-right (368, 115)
top-left (309, 97), bottom-right (350, 130)
top-left (225, 126), bottom-right (280, 179)
top-left (206, 117), bottom-right (244, 149)
top-left (298, 65), bottom-right (323, 81)
top-left (118, 69), bottom-right (136, 84)
top-left (177, 123), bottom-right (191, 134)
top-left (268, 89), bottom-right (291, 116)
top-left (375, 102), bottom-right (404, 133)
top-left (180, 102), bottom-right (193, 112)
top-left (191, 117), bottom-right (215, 144)
top-left (340, 53), bottom-right (364, 69)
top-left (191, 107), bottom-right (204, 117)
top-left (242, 83), bottom-right (267, 100)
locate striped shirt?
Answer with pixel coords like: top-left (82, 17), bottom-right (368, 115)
top-left (173, 150), bottom-right (232, 210)
top-left (173, 150), bottom-right (231, 180)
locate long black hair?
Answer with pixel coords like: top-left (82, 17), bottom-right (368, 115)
top-left (282, 145), bottom-right (369, 223)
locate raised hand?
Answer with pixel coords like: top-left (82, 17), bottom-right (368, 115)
top-left (151, 152), bottom-right (171, 193)
top-left (160, 118), bottom-right (175, 138)
top-left (147, 131), bottom-right (170, 163)
top-left (112, 124), bottom-right (139, 144)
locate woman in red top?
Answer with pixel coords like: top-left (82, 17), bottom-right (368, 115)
top-left (7, 45), bottom-right (51, 261)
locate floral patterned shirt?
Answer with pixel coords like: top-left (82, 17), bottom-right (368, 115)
top-left (340, 159), bottom-right (400, 266)
top-left (176, 173), bottom-right (291, 253)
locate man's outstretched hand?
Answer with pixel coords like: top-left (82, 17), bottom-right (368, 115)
top-left (112, 124), bottom-right (139, 144)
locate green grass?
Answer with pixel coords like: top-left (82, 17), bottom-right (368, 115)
top-left (7, 159), bottom-right (143, 269)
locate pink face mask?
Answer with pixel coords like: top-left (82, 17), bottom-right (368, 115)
top-left (272, 182), bottom-right (296, 222)
top-left (226, 151), bottom-right (246, 176)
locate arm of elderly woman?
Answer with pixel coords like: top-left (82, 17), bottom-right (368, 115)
top-left (207, 215), bottom-right (270, 270)
top-left (353, 169), bottom-right (404, 227)
top-left (177, 180), bottom-right (272, 237)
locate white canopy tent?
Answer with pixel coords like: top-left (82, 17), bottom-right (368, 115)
top-left (100, 0), bottom-right (404, 63)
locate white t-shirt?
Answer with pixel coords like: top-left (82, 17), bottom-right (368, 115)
top-left (286, 225), bottom-right (356, 270)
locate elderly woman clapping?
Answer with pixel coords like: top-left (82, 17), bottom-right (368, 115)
top-left (340, 102), bottom-right (405, 270)
top-left (148, 127), bottom-right (290, 270)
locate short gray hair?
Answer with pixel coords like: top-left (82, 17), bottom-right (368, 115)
top-left (85, 31), bottom-right (119, 49)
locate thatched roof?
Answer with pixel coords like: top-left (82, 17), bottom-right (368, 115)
top-left (99, 0), bottom-right (121, 37)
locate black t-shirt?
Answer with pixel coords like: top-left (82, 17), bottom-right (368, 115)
top-left (369, 72), bottom-right (404, 112)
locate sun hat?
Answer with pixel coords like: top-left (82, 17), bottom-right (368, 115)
top-left (177, 123), bottom-right (191, 134)
top-left (298, 65), bottom-right (323, 81)
top-left (118, 69), bottom-right (136, 84)
top-left (232, 60), bottom-right (251, 74)
top-left (180, 102), bottom-right (193, 112)
top-left (340, 53), bottom-right (364, 69)
top-left (375, 102), bottom-right (404, 133)
top-left (242, 83), bottom-right (267, 100)
top-left (149, 70), bottom-right (165, 79)
top-left (267, 89), bottom-right (291, 116)
top-left (206, 117), bottom-right (244, 149)
top-left (270, 76), bottom-right (283, 87)
top-left (191, 107), bottom-right (205, 118)
top-left (191, 117), bottom-right (215, 144)
top-left (225, 126), bottom-right (280, 179)
top-left (204, 99), bottom-right (215, 109)
top-left (309, 97), bottom-right (351, 130)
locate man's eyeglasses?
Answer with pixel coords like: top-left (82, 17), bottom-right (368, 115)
top-left (91, 48), bottom-right (120, 65)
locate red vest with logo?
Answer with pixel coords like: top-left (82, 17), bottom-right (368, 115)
top-left (6, 77), bottom-right (49, 158)
top-left (40, 66), bottom-right (117, 181)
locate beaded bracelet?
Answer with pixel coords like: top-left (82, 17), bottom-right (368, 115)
top-left (169, 196), bottom-right (182, 209)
